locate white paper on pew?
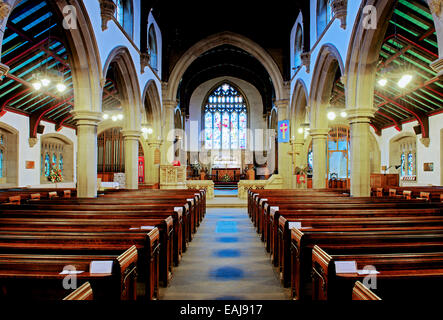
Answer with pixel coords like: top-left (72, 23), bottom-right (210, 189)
top-left (259, 199), bottom-right (268, 205)
top-left (288, 222), bottom-right (302, 229)
top-left (174, 207), bottom-right (183, 214)
top-left (270, 207), bottom-right (279, 215)
top-left (187, 198), bottom-right (194, 205)
top-left (129, 227), bottom-right (139, 230)
top-left (90, 261), bottom-right (113, 274)
top-left (335, 261), bottom-right (357, 274)
top-left (264, 203), bottom-right (269, 211)
top-left (59, 270), bottom-right (84, 275)
top-left (140, 226), bottom-right (154, 230)
top-left (357, 269), bottom-right (380, 275)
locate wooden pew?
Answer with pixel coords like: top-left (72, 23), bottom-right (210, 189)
top-left (63, 282), bottom-right (93, 301)
top-left (352, 281), bottom-right (381, 301)
top-left (0, 216), bottom-right (174, 287)
top-left (290, 228), bottom-right (443, 300)
top-left (0, 205), bottom-right (184, 266)
top-left (0, 246), bottom-right (137, 300)
top-left (312, 245), bottom-right (443, 300)
top-left (0, 229), bottom-right (160, 300)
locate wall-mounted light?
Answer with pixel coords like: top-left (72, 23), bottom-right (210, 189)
top-left (340, 111), bottom-right (347, 118)
top-left (298, 127), bottom-right (304, 134)
top-left (111, 115), bottom-right (118, 122)
top-left (103, 114), bottom-right (109, 120)
top-left (117, 114), bottom-right (124, 120)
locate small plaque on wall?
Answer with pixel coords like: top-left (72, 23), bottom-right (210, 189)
top-left (424, 163), bottom-right (434, 172)
top-left (25, 161), bottom-right (35, 169)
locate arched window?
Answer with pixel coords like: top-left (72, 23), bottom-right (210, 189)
top-left (114, 0), bottom-right (133, 38)
top-left (204, 83), bottom-right (247, 150)
top-left (390, 134), bottom-right (416, 181)
top-left (317, 0), bottom-right (333, 37)
top-left (41, 136), bottom-right (72, 183)
top-left (294, 25), bottom-right (303, 69)
top-left (148, 25), bottom-right (158, 70)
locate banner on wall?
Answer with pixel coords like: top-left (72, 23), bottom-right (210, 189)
top-left (278, 120), bottom-right (290, 143)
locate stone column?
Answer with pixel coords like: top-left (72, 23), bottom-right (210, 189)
top-left (72, 111), bottom-right (102, 198)
top-left (122, 130), bottom-right (141, 190)
top-left (146, 139), bottom-right (162, 185)
top-left (291, 137), bottom-right (306, 189)
top-left (161, 100), bottom-right (177, 164)
top-left (310, 128), bottom-right (329, 189)
top-left (348, 109), bottom-right (375, 197)
top-left (428, 0), bottom-right (443, 76)
top-left (275, 99), bottom-right (292, 188)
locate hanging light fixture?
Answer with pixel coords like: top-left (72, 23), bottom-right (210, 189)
top-left (327, 111), bottom-right (336, 121)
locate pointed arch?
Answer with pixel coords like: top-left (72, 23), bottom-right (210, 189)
top-left (142, 80), bottom-right (162, 139)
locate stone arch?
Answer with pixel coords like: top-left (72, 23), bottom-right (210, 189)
top-left (290, 12), bottom-right (305, 76)
top-left (40, 133), bottom-right (74, 184)
top-left (102, 46), bottom-right (142, 132)
top-left (290, 79), bottom-right (309, 138)
top-left (310, 44), bottom-right (345, 129)
top-left (165, 31), bottom-right (286, 103)
top-left (142, 80), bottom-right (162, 140)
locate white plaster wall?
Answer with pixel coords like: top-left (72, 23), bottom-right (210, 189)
top-left (0, 112), bottom-right (77, 187)
top-left (185, 77), bottom-right (266, 152)
top-left (373, 113), bottom-right (443, 186)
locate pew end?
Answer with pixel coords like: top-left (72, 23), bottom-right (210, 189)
top-left (63, 282), bottom-right (94, 301)
top-left (352, 281), bottom-right (381, 301)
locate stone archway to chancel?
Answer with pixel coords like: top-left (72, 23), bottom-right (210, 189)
top-left (101, 46), bottom-right (143, 190)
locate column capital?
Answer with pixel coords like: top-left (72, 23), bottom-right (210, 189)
top-left (163, 99), bottom-right (178, 109)
top-left (274, 99), bottom-right (290, 108)
top-left (346, 108), bottom-right (375, 124)
top-left (121, 130), bottom-right (141, 140)
top-left (0, 1), bottom-right (11, 21)
top-left (147, 139), bottom-right (163, 147)
top-left (310, 128), bottom-right (329, 137)
top-left (71, 111), bottom-right (102, 126)
top-left (99, 0), bottom-right (116, 31)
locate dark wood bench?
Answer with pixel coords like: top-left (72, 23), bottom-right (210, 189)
top-left (352, 281), bottom-right (381, 301)
top-left (0, 246), bottom-right (137, 300)
top-left (63, 282), bottom-right (94, 300)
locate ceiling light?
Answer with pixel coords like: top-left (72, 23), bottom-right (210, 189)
top-left (327, 111), bottom-right (336, 121)
top-left (32, 81), bottom-right (42, 91)
top-left (340, 111), bottom-right (347, 118)
top-left (378, 78), bottom-right (387, 87)
top-left (56, 83), bottom-right (67, 92)
top-left (111, 115), bottom-right (117, 122)
top-left (398, 74), bottom-right (413, 88)
top-left (103, 114), bottom-right (109, 120)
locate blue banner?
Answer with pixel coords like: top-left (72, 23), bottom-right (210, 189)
top-left (278, 120), bottom-right (290, 143)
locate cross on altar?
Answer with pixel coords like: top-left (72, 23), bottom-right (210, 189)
top-left (280, 122), bottom-right (288, 140)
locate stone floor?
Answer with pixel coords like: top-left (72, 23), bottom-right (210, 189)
top-left (160, 202), bottom-right (290, 300)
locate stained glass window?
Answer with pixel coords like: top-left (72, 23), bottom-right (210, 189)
top-left (45, 153), bottom-right (50, 177)
top-left (52, 154), bottom-right (57, 169)
top-left (407, 152), bottom-right (414, 176)
top-left (317, 0), bottom-right (333, 37)
top-left (59, 154), bottom-right (64, 174)
top-left (204, 83), bottom-right (247, 150)
top-left (0, 150), bottom-right (3, 178)
top-left (400, 153), bottom-right (406, 177)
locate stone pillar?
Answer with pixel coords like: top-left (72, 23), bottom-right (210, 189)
top-left (275, 99), bottom-right (292, 188)
top-left (72, 111), bottom-right (102, 198)
top-left (162, 100), bottom-right (177, 164)
top-left (122, 130), bottom-right (141, 190)
top-left (348, 109), bottom-right (375, 197)
top-left (428, 0), bottom-right (443, 76)
top-left (146, 139), bottom-right (162, 185)
top-left (310, 129), bottom-right (329, 189)
top-left (291, 137), bottom-right (306, 189)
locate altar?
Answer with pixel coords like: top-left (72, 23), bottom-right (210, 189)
top-left (212, 167), bottom-right (241, 182)
top-left (210, 151), bottom-right (242, 182)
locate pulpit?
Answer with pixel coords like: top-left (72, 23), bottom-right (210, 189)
top-left (370, 173), bottom-right (399, 189)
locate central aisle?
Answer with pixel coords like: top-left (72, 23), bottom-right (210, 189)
top-left (160, 203), bottom-right (290, 300)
